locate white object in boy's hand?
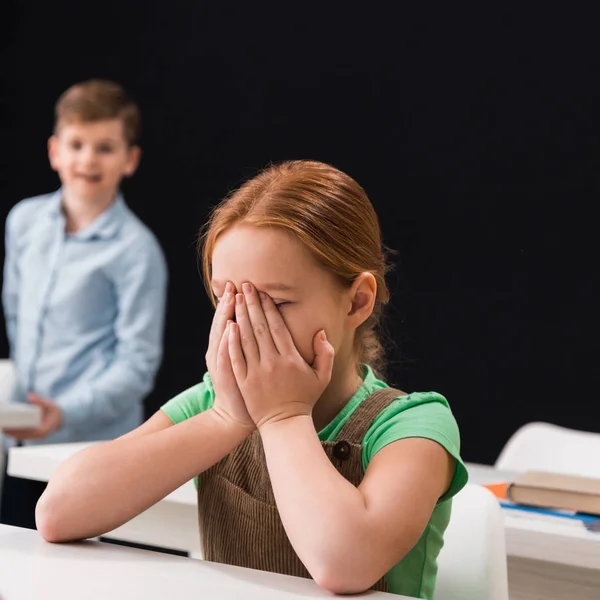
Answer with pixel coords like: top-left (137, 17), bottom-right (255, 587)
top-left (0, 359), bottom-right (18, 405)
top-left (0, 404), bottom-right (42, 429)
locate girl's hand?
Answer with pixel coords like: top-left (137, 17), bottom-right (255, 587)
top-left (205, 282), bottom-right (254, 430)
top-left (228, 282), bottom-right (335, 429)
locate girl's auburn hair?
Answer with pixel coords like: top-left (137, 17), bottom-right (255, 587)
top-left (199, 160), bottom-right (393, 375)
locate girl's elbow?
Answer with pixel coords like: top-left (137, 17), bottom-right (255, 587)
top-left (309, 561), bottom-right (375, 595)
top-left (36, 508), bottom-right (62, 543)
top-left (35, 492), bottom-right (75, 543)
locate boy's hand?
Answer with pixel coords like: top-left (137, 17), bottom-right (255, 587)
top-left (2, 393), bottom-right (62, 440)
top-left (206, 281), bottom-right (254, 431)
top-left (228, 283), bottom-right (334, 429)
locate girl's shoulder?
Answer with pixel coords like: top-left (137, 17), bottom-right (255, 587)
top-left (361, 384), bottom-right (468, 502)
top-left (364, 387), bottom-right (460, 456)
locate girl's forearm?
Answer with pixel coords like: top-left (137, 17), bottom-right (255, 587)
top-left (36, 409), bottom-right (251, 542)
top-left (259, 415), bottom-right (374, 590)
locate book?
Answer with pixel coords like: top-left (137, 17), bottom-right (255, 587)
top-left (507, 470), bottom-right (600, 517)
top-left (0, 360), bottom-right (18, 404)
top-left (499, 499), bottom-right (600, 532)
top-left (0, 403), bottom-right (41, 428)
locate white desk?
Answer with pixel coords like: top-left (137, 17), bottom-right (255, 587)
top-left (7, 442), bottom-right (201, 555)
top-left (8, 444), bottom-right (600, 600)
top-left (468, 463), bottom-right (600, 600)
top-left (467, 464), bottom-right (600, 570)
top-left (0, 524), bottom-right (399, 600)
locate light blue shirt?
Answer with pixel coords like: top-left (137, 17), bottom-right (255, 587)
top-left (2, 190), bottom-right (168, 445)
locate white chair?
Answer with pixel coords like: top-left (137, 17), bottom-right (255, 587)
top-left (495, 421), bottom-right (600, 478)
top-left (436, 484), bottom-right (509, 600)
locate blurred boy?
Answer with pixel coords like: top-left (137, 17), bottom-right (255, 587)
top-left (1, 79), bottom-right (168, 528)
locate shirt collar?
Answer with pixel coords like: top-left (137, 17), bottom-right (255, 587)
top-left (49, 188), bottom-right (126, 241)
top-left (47, 190), bottom-right (63, 219)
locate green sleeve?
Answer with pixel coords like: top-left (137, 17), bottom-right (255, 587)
top-left (362, 392), bottom-right (469, 502)
top-left (160, 371), bottom-right (215, 424)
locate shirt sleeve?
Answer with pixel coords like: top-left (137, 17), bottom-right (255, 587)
top-left (363, 392), bottom-right (469, 502)
top-left (58, 235), bottom-right (169, 429)
top-left (2, 205), bottom-right (21, 357)
top-left (160, 371), bottom-right (215, 423)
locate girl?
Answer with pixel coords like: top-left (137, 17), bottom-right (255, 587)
top-left (36, 160), bottom-right (468, 598)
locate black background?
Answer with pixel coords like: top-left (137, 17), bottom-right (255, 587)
top-left (1, 4), bottom-right (598, 464)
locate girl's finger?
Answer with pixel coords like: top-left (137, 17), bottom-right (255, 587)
top-left (234, 292), bottom-right (260, 364)
top-left (242, 282), bottom-right (277, 358)
top-left (228, 322), bottom-right (247, 380)
top-left (216, 320), bottom-right (232, 373)
top-left (311, 329), bottom-right (335, 384)
top-left (208, 282), bottom-right (234, 355)
top-left (258, 291), bottom-right (296, 355)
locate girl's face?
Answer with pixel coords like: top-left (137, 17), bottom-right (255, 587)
top-left (211, 224), bottom-right (356, 367)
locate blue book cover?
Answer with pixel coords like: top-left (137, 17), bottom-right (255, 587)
top-left (499, 500), bottom-right (600, 532)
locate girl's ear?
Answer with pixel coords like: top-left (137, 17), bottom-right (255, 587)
top-left (347, 272), bottom-right (377, 328)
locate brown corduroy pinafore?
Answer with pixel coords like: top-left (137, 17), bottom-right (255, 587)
top-left (197, 387), bottom-right (405, 593)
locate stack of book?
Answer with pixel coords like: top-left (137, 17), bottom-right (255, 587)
top-left (484, 470), bottom-right (600, 532)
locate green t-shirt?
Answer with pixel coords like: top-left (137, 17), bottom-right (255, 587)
top-left (161, 366), bottom-right (468, 599)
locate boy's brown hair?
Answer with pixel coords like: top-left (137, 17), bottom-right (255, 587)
top-left (54, 79), bottom-right (141, 146)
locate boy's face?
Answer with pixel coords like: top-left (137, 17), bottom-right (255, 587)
top-left (48, 119), bottom-right (140, 203)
